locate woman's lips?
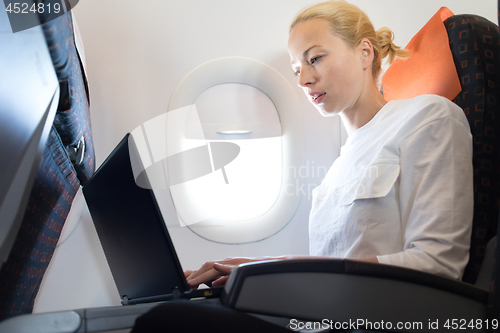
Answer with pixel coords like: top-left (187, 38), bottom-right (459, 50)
top-left (311, 93), bottom-right (325, 104)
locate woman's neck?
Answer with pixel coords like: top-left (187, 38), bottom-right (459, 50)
top-left (339, 83), bottom-right (387, 136)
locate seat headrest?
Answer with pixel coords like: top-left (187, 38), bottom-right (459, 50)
top-left (382, 7), bottom-right (462, 101)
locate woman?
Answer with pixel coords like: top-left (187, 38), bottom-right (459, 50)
top-left (185, 0), bottom-right (473, 289)
top-left (132, 1), bottom-right (474, 331)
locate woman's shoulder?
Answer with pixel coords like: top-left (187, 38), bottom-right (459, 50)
top-left (379, 94), bottom-right (471, 141)
top-left (391, 94), bottom-right (463, 116)
top-left (386, 94), bottom-right (468, 127)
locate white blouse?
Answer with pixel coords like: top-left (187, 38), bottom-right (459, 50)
top-left (309, 95), bottom-right (473, 280)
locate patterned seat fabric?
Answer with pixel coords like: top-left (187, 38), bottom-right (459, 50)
top-left (444, 14), bottom-right (500, 285)
top-left (42, 12), bottom-right (95, 185)
top-left (0, 12), bottom-right (95, 320)
top-left (0, 128), bottom-right (80, 319)
top-left (487, 0), bottom-right (500, 327)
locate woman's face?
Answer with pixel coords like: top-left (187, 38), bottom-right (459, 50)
top-left (288, 19), bottom-right (367, 117)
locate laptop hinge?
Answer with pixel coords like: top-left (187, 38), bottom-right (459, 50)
top-left (121, 295), bottom-right (129, 305)
top-left (172, 287), bottom-right (181, 300)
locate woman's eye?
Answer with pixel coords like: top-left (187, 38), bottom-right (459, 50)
top-left (293, 70), bottom-right (300, 76)
top-left (310, 56), bottom-right (321, 64)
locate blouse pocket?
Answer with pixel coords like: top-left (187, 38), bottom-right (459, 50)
top-left (338, 162), bottom-right (400, 207)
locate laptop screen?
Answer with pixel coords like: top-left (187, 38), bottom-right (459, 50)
top-left (83, 134), bottom-right (189, 303)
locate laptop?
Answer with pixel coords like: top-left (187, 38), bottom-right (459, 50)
top-left (82, 134), bottom-right (222, 305)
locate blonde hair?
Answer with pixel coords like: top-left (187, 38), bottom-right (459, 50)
top-left (290, 0), bottom-right (409, 79)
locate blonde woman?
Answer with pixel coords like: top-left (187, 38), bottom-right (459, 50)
top-left (185, 0), bottom-right (473, 289)
top-left (131, 1), bottom-right (474, 331)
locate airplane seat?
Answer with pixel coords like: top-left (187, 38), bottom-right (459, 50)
top-left (41, 10), bottom-right (95, 186)
top-left (382, 6), bottom-right (500, 287)
top-left (0, 11), bottom-right (95, 321)
top-left (444, 12), bottom-right (500, 286)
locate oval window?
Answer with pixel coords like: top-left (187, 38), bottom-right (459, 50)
top-left (187, 83), bottom-right (282, 221)
top-left (130, 57), bottom-right (304, 244)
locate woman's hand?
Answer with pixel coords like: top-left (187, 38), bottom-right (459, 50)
top-left (183, 255), bottom-right (368, 289)
top-left (184, 257), bottom-right (265, 289)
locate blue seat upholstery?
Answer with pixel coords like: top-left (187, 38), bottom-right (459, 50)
top-left (486, 0), bottom-right (500, 325)
top-left (0, 12), bottom-right (94, 320)
top-left (43, 11), bottom-right (95, 186)
top-left (445, 14), bottom-right (500, 285)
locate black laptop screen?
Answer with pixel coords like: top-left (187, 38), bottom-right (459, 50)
top-left (83, 134), bottom-right (189, 302)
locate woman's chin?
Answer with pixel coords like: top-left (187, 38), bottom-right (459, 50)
top-left (316, 106), bottom-right (339, 118)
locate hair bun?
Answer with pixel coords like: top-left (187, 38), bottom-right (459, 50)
top-left (377, 27), bottom-right (409, 65)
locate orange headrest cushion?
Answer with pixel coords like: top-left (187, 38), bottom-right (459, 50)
top-left (382, 7), bottom-right (462, 101)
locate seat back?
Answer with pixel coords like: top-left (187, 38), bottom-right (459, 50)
top-left (383, 9), bottom-right (500, 286)
top-left (485, 0), bottom-right (500, 323)
top-left (0, 12), bottom-right (95, 321)
top-left (444, 14), bottom-right (500, 285)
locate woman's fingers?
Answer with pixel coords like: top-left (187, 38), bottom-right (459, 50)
top-left (187, 269), bottom-right (220, 288)
top-left (213, 262), bottom-right (235, 275)
top-left (186, 261), bottom-right (214, 282)
top-left (184, 270), bottom-right (194, 278)
top-left (186, 257), bottom-right (261, 289)
top-left (212, 275), bottom-right (229, 287)
top-left (188, 263), bottom-right (235, 288)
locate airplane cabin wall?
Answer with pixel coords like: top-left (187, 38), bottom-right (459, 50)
top-left (33, 0), bottom-right (498, 313)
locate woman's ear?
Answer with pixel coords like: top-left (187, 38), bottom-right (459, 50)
top-left (359, 38), bottom-right (374, 70)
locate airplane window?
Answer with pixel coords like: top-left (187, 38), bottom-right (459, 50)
top-left (131, 57), bottom-right (304, 244)
top-left (188, 83), bottom-right (282, 221)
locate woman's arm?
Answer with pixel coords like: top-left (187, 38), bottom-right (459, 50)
top-left (376, 107), bottom-right (473, 280)
top-left (185, 255), bottom-right (378, 289)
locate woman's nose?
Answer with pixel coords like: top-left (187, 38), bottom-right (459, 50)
top-left (297, 68), bottom-right (313, 88)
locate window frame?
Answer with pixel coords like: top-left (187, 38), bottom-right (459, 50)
top-left (166, 57), bottom-right (304, 244)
